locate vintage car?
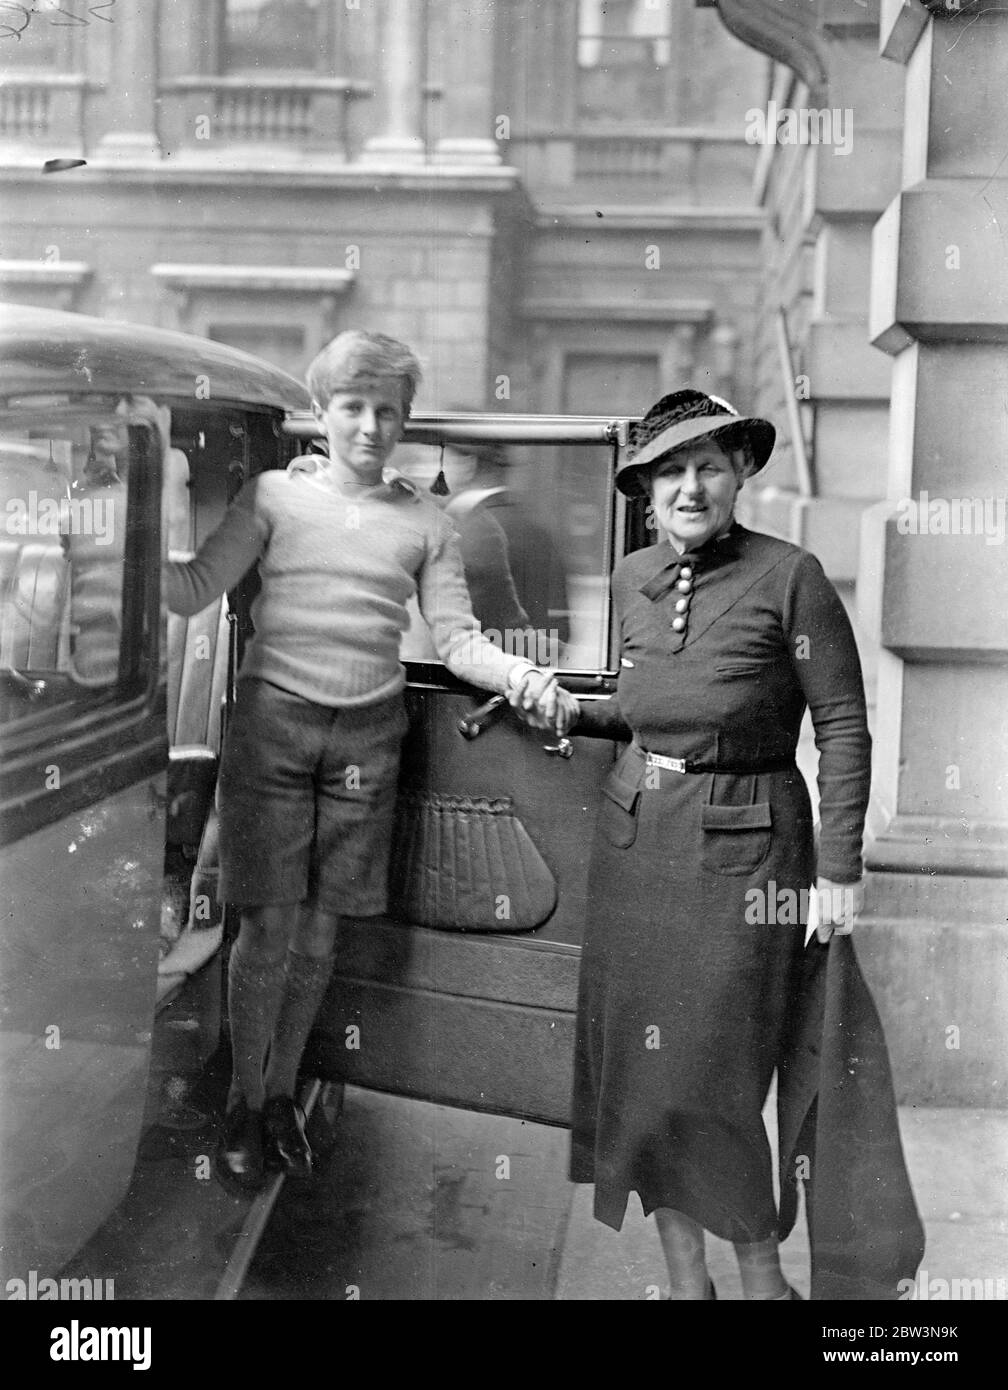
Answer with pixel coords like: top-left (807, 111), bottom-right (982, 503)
top-left (0, 303), bottom-right (643, 1284)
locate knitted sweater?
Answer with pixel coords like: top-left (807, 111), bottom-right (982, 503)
top-left (164, 457), bottom-right (534, 706)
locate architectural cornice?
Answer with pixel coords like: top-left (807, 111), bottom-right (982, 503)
top-left (0, 159), bottom-right (522, 195)
top-left (521, 298), bottom-right (714, 325)
top-left (0, 259), bottom-right (91, 311)
top-left (149, 265), bottom-right (355, 295)
top-left (0, 259), bottom-right (91, 287)
top-left (535, 206), bottom-right (764, 233)
top-left (149, 264), bottom-right (356, 325)
top-left (866, 815), bottom-right (1008, 878)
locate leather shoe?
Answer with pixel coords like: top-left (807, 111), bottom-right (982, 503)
top-left (263, 1095), bottom-right (312, 1179)
top-left (215, 1099), bottom-right (264, 1192)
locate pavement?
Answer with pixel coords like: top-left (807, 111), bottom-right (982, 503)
top-left (62, 1043), bottom-right (1007, 1301)
top-left (64, 955), bottom-right (1007, 1300)
top-left (238, 1085), bottom-right (1008, 1301)
top-left (554, 1102), bottom-right (1008, 1301)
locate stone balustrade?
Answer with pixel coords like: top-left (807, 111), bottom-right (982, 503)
top-left (0, 85), bottom-right (52, 141)
top-left (159, 77), bottom-right (373, 159)
top-left (0, 75), bottom-right (97, 152)
top-left (509, 127), bottom-right (756, 201)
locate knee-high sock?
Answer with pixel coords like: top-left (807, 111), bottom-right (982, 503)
top-left (263, 951), bottom-right (335, 1100)
top-left (227, 939), bottom-right (287, 1111)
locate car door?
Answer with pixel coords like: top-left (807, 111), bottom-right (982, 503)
top-left (0, 401), bottom-right (165, 1282)
top-left (302, 416), bottom-right (649, 1126)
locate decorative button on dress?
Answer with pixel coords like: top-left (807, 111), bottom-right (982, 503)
top-left (568, 523), bottom-right (873, 1240)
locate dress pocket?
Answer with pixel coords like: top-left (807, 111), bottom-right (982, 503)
top-left (714, 661), bottom-right (766, 677)
top-left (700, 801), bottom-right (772, 876)
top-left (598, 769), bottom-right (641, 849)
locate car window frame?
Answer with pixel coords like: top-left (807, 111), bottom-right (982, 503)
top-left (282, 410), bottom-right (634, 685)
top-left (0, 419), bottom-right (164, 843)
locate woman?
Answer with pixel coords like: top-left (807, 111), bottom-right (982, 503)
top-left (563, 389), bottom-right (879, 1300)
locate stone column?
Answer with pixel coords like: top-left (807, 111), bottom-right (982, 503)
top-left (860, 0), bottom-right (1008, 1103)
top-left (362, 0), bottom-right (428, 164)
top-left (430, 0), bottom-right (501, 166)
top-left (97, 0), bottom-right (161, 159)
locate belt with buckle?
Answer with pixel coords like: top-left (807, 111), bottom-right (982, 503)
top-left (637, 746), bottom-right (797, 776)
top-left (645, 751), bottom-right (689, 774)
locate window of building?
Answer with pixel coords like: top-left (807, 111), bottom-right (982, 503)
top-left (221, 0), bottom-right (326, 73)
top-left (577, 0), bottom-right (674, 125)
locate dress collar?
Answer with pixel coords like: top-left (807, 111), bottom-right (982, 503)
top-left (663, 520), bottom-right (737, 559)
top-left (639, 522), bottom-right (742, 602)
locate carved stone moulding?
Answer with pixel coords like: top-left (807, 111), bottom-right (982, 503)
top-left (0, 259), bottom-right (92, 313)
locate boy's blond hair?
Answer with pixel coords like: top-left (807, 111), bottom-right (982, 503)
top-left (307, 331), bottom-right (422, 415)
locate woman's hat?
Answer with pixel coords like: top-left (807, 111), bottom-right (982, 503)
top-left (615, 389), bottom-right (776, 497)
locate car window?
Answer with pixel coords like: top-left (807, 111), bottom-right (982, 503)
top-left (398, 440), bottom-right (615, 672)
top-left (0, 404), bottom-right (155, 729)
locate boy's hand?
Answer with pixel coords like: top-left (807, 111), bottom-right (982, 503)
top-left (507, 669), bottom-right (579, 735)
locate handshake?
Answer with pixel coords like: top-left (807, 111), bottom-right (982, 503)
top-left (506, 667), bottom-right (580, 737)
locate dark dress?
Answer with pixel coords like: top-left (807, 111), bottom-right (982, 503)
top-left (568, 522), bottom-right (872, 1241)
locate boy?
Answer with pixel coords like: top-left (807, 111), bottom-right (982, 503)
top-left (165, 331), bottom-right (575, 1187)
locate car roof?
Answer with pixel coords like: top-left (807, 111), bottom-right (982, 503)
top-left (0, 303), bottom-right (311, 412)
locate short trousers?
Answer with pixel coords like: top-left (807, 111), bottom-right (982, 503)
top-left (217, 676), bottom-right (409, 913)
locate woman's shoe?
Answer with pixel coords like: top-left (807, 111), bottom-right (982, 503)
top-left (262, 1094), bottom-right (313, 1179)
top-left (214, 1099), bottom-right (264, 1192)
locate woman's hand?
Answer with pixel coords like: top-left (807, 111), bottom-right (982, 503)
top-left (507, 669), bottom-right (580, 735)
top-left (814, 876), bottom-right (866, 943)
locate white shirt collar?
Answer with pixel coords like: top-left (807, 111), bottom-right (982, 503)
top-left (286, 454), bottom-right (420, 498)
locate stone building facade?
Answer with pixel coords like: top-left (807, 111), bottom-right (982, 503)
top-left (0, 0), bottom-right (767, 416)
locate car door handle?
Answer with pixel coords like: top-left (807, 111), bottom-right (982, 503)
top-left (3, 667), bottom-right (47, 701)
top-left (457, 698), bottom-right (574, 757)
top-left (457, 693), bottom-right (508, 740)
